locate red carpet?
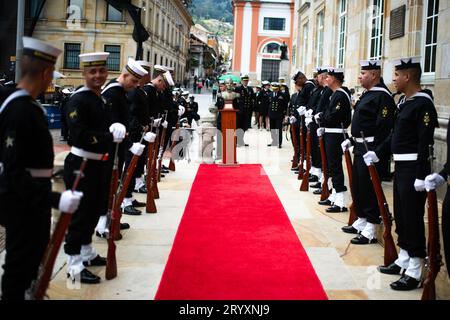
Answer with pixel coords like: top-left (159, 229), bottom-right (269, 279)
top-left (155, 164), bottom-right (327, 300)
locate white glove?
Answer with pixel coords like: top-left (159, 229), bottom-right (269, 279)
top-left (414, 179), bottom-right (426, 192)
top-left (289, 116), bottom-right (297, 124)
top-left (316, 128), bottom-right (325, 137)
top-left (143, 132), bottom-right (157, 143)
top-left (306, 109), bottom-right (314, 118)
top-left (162, 120), bottom-right (168, 128)
top-left (363, 151), bottom-right (379, 166)
top-left (297, 106), bottom-right (306, 116)
top-left (58, 190), bottom-right (83, 214)
top-left (425, 173), bottom-right (446, 192)
top-left (153, 118), bottom-right (162, 127)
top-left (129, 142), bottom-right (145, 156)
top-left (341, 139), bottom-right (352, 153)
top-left (109, 123), bottom-right (126, 142)
top-left (178, 105), bottom-right (185, 117)
top-left (305, 116), bottom-right (313, 127)
top-left (314, 113), bottom-right (322, 122)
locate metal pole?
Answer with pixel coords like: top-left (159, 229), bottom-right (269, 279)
top-left (15, 0), bottom-right (25, 83)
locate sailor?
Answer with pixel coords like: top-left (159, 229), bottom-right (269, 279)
top-left (268, 82), bottom-right (287, 148)
top-left (341, 60), bottom-right (396, 245)
top-left (0, 37), bottom-right (82, 300)
top-left (235, 75), bottom-right (254, 146)
top-left (369, 57), bottom-right (438, 290)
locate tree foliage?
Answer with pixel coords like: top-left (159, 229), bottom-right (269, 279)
top-left (189, 0), bottom-right (233, 23)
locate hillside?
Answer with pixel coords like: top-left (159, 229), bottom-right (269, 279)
top-left (189, 0), bottom-right (233, 23)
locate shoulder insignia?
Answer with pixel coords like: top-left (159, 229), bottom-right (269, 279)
top-left (91, 136), bottom-right (98, 145)
top-left (424, 112), bottom-right (431, 126)
top-left (69, 110), bottom-right (78, 119)
top-left (336, 103), bottom-right (341, 110)
top-left (382, 106), bottom-right (389, 118)
top-left (5, 136), bottom-right (14, 148)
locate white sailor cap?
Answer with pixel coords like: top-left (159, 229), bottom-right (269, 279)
top-left (22, 36), bottom-right (62, 64)
top-left (172, 90), bottom-right (180, 95)
top-left (136, 60), bottom-right (151, 72)
top-left (125, 58), bottom-right (148, 79)
top-left (162, 71), bottom-right (174, 86)
top-left (291, 70), bottom-right (304, 81)
top-left (79, 52), bottom-right (110, 68)
top-left (360, 60), bottom-right (382, 70)
top-left (62, 88), bottom-right (72, 94)
top-left (393, 56), bottom-right (422, 70)
top-left (327, 67), bottom-right (345, 75)
top-left (262, 80), bottom-right (270, 86)
top-left (189, 94), bottom-right (194, 99)
top-left (182, 90), bottom-right (189, 96)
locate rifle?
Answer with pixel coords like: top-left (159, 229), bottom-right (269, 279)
top-left (151, 114), bottom-right (162, 200)
top-left (157, 110), bottom-right (169, 182)
top-left (297, 115), bottom-right (305, 180)
top-left (29, 158), bottom-right (88, 300)
top-left (422, 145), bottom-right (442, 300)
top-left (105, 143), bottom-right (120, 280)
top-left (361, 131), bottom-right (398, 266)
top-left (341, 123), bottom-right (357, 226)
top-left (168, 116), bottom-right (181, 171)
top-left (318, 119), bottom-right (330, 201)
top-left (146, 120), bottom-right (157, 214)
top-left (300, 124), bottom-right (312, 191)
top-left (290, 122), bottom-right (299, 170)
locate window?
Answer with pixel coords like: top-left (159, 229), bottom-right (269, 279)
top-left (64, 43), bottom-right (80, 69)
top-left (316, 11), bottom-right (324, 68)
top-left (337, 0), bottom-right (347, 68)
top-left (147, 51), bottom-right (150, 62)
top-left (107, 4), bottom-right (123, 22)
top-left (160, 56), bottom-right (163, 65)
top-left (263, 17), bottom-right (286, 31)
top-left (156, 13), bottom-right (159, 36)
top-left (68, 0), bottom-right (84, 18)
top-left (262, 43), bottom-right (280, 54)
top-left (27, 0), bottom-right (44, 19)
top-left (424, 0), bottom-right (439, 73)
top-left (162, 18), bottom-right (165, 39)
top-left (369, 0), bottom-right (384, 60)
top-left (302, 22), bottom-right (309, 70)
top-left (104, 45), bottom-right (121, 71)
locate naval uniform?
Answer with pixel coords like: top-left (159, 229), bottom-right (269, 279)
top-left (256, 89), bottom-right (270, 127)
top-left (387, 91), bottom-right (438, 259)
top-left (235, 85), bottom-right (255, 134)
top-left (268, 91), bottom-right (287, 147)
top-left (0, 88), bottom-right (61, 300)
top-left (350, 84), bottom-right (396, 225)
top-left (307, 85), bottom-right (325, 171)
top-left (64, 87), bottom-right (113, 257)
top-left (321, 87), bottom-right (352, 194)
top-left (186, 101), bottom-right (200, 126)
top-left (293, 80), bottom-right (316, 161)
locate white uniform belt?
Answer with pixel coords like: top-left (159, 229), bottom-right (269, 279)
top-left (71, 147), bottom-right (108, 161)
top-left (325, 128), bottom-right (346, 134)
top-left (355, 137), bottom-right (375, 143)
top-left (393, 153), bottom-right (418, 161)
top-left (26, 168), bottom-right (53, 178)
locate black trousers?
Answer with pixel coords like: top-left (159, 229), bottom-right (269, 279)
top-left (393, 161), bottom-right (427, 258)
top-left (442, 186), bottom-right (450, 275)
top-left (63, 154), bottom-right (109, 255)
top-left (0, 181), bottom-right (51, 300)
top-left (246, 109), bottom-right (253, 129)
top-left (352, 154), bottom-right (381, 224)
top-left (324, 133), bottom-right (347, 193)
top-left (269, 118), bottom-right (283, 147)
top-left (309, 123), bottom-right (322, 169)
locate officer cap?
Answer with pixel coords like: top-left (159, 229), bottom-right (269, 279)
top-left (154, 64), bottom-right (169, 74)
top-left (79, 52), bottom-right (110, 68)
top-left (189, 94), bottom-right (194, 99)
top-left (136, 60), bottom-right (151, 72)
top-left (393, 57), bottom-right (421, 71)
top-left (360, 60), bottom-right (382, 70)
top-left (22, 36), bottom-right (62, 64)
top-left (125, 58), bottom-right (148, 79)
top-left (162, 71), bottom-right (175, 86)
top-left (271, 82), bottom-right (280, 90)
top-left (262, 80), bottom-right (270, 86)
top-left (182, 90), bottom-right (189, 96)
top-left (241, 74), bottom-right (249, 81)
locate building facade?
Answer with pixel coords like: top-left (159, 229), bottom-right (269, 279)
top-left (0, 0), bottom-right (193, 87)
top-left (232, 0), bottom-right (295, 82)
top-left (292, 0), bottom-right (449, 178)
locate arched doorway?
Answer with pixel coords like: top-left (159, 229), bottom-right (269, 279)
top-left (260, 42), bottom-right (281, 82)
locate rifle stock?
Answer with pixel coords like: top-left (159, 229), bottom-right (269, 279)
top-left (291, 124), bottom-right (299, 169)
top-left (319, 135), bottom-right (330, 201)
top-left (297, 116), bottom-right (305, 180)
top-left (168, 122), bottom-right (180, 171)
top-left (31, 158), bottom-right (88, 300)
top-left (145, 141), bottom-right (157, 213)
top-left (152, 127), bottom-right (160, 199)
top-left (343, 150), bottom-right (357, 226)
top-left (300, 128), bottom-right (312, 191)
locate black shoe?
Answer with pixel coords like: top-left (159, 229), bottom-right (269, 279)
top-left (309, 175), bottom-right (319, 183)
top-left (294, 171), bottom-right (299, 175)
top-left (278, 145), bottom-right (282, 149)
top-left (95, 230), bottom-right (123, 240)
top-left (245, 144), bottom-right (249, 147)
top-left (350, 234), bottom-right (377, 245)
top-left (123, 205), bottom-right (142, 216)
top-left (310, 182), bottom-right (322, 189)
top-left (162, 165), bottom-right (169, 170)
top-left (313, 188), bottom-right (323, 195)
top-left (67, 268), bottom-right (101, 284)
top-left (342, 226), bottom-right (359, 234)
top-left (83, 254), bottom-right (107, 267)
top-left (132, 199), bottom-right (146, 208)
top-left (161, 169), bottom-right (170, 174)
top-left (390, 275), bottom-right (421, 291)
top-left (318, 199), bottom-right (333, 206)
top-left (378, 263), bottom-right (403, 275)
top-left (291, 167), bottom-right (299, 171)
top-left (160, 174), bottom-right (165, 178)
top-left (135, 186), bottom-right (147, 194)
top-left (326, 205), bottom-right (348, 213)
top-left (120, 222), bottom-right (130, 230)
top-left (267, 144), bottom-right (275, 147)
